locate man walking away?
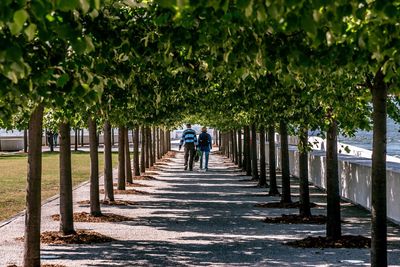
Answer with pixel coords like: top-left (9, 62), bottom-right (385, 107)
top-left (179, 124), bottom-right (198, 171)
top-left (198, 127), bottom-right (212, 171)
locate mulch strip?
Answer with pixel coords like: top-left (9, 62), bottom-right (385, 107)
top-left (133, 175), bottom-right (157, 181)
top-left (263, 214), bottom-right (327, 224)
top-left (113, 182), bottom-right (151, 187)
top-left (165, 151), bottom-right (176, 158)
top-left (255, 201), bottom-right (317, 209)
top-left (100, 188), bottom-right (151, 195)
top-left (286, 235), bottom-right (371, 248)
top-left (41, 229), bottom-right (114, 245)
top-left (51, 212), bottom-right (134, 222)
top-left (77, 200), bottom-right (138, 206)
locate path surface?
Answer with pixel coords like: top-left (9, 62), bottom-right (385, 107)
top-left (1, 147), bottom-right (400, 266)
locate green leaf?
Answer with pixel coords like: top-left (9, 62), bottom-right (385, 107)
top-left (24, 23), bottom-right (37, 41)
top-left (57, 73), bottom-right (70, 88)
top-left (13, 9), bottom-right (29, 29)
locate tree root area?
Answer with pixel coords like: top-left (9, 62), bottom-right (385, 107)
top-left (263, 214), bottom-right (327, 224)
top-left (165, 151), bottom-right (176, 158)
top-left (51, 212), bottom-right (134, 222)
top-left (40, 229), bottom-right (114, 245)
top-left (286, 235), bottom-right (371, 248)
top-left (113, 182), bottom-right (151, 187)
top-left (255, 201), bottom-right (317, 209)
top-left (77, 200), bottom-right (138, 206)
top-left (133, 175), bottom-right (157, 180)
top-left (100, 188), bottom-right (151, 195)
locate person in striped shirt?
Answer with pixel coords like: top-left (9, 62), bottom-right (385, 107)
top-left (179, 124), bottom-right (198, 171)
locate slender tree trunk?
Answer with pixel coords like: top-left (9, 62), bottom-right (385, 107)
top-left (23, 105), bottom-right (44, 267)
top-left (156, 128), bottom-right (161, 159)
top-left (149, 127), bottom-right (154, 166)
top-left (145, 126), bottom-right (150, 168)
top-left (234, 130), bottom-right (239, 164)
top-left (111, 128), bottom-right (115, 146)
top-left (160, 128), bottom-right (164, 156)
top-left (125, 128), bottom-right (133, 184)
top-left (218, 130), bottom-right (221, 151)
top-left (152, 126), bottom-right (156, 163)
top-left (103, 121), bottom-right (114, 202)
top-left (371, 70), bottom-right (387, 267)
top-left (280, 121), bottom-right (292, 204)
top-left (251, 123), bottom-right (259, 180)
top-left (167, 130), bottom-right (171, 151)
top-left (59, 122), bottom-right (75, 235)
top-left (238, 129), bottom-right (242, 168)
top-left (258, 126), bottom-right (267, 187)
top-left (326, 120), bottom-right (341, 239)
top-left (299, 128), bottom-right (311, 217)
top-left (88, 117), bottom-right (101, 217)
top-left (81, 128), bottom-right (84, 147)
top-left (74, 128), bottom-right (78, 151)
top-left (245, 125), bottom-right (252, 175)
top-left (268, 125), bottom-right (280, 195)
top-left (24, 129), bottom-right (28, 153)
top-left (133, 126), bottom-right (140, 176)
top-left (141, 126), bottom-right (146, 173)
top-left (118, 126), bottom-right (126, 190)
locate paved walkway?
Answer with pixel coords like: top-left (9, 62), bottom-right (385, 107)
top-left (1, 148), bottom-right (400, 266)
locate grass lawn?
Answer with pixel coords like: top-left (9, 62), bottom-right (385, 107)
top-left (0, 150), bottom-right (118, 222)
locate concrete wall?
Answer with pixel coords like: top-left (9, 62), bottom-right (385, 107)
top-left (266, 136), bottom-right (400, 224)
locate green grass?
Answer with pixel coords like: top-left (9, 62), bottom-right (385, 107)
top-left (0, 151), bottom-right (118, 221)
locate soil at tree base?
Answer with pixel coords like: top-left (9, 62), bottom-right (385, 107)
top-left (51, 212), bottom-right (134, 222)
top-left (287, 235), bottom-right (371, 248)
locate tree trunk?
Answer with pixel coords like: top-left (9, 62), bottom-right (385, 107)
top-left (156, 127), bottom-right (161, 159)
top-left (218, 130), bottom-right (221, 151)
top-left (23, 105), bottom-right (44, 267)
top-left (24, 129), bottom-right (28, 153)
top-left (103, 121), bottom-right (114, 202)
top-left (234, 130), bottom-right (239, 164)
top-left (74, 128), bottom-right (78, 151)
top-left (258, 126), bottom-right (267, 187)
top-left (133, 126), bottom-right (140, 176)
top-left (299, 128), bottom-right (311, 217)
top-left (111, 128), bottom-right (115, 146)
top-left (280, 121), bottom-right (292, 204)
top-left (125, 128), bottom-right (133, 184)
top-left (118, 126), bottom-right (126, 190)
top-left (59, 122), bottom-right (75, 235)
top-left (141, 126), bottom-right (146, 173)
top-left (152, 126), bottom-right (156, 163)
top-left (160, 128), bottom-right (164, 156)
top-left (371, 70), bottom-right (387, 267)
top-left (81, 128), bottom-right (84, 147)
top-left (251, 123), bottom-right (259, 180)
top-left (244, 125), bottom-right (251, 175)
top-left (238, 129), bottom-right (242, 168)
top-left (268, 125), bottom-right (280, 195)
top-left (167, 129), bottom-right (171, 151)
top-left (326, 120), bottom-right (341, 239)
top-left (149, 127), bottom-right (154, 166)
top-left (145, 126), bottom-right (149, 168)
top-left (88, 117), bottom-right (101, 217)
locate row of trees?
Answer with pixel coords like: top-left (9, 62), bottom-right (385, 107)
top-left (1, 0), bottom-right (399, 266)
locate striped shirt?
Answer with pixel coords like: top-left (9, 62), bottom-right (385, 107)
top-left (180, 128), bottom-right (198, 146)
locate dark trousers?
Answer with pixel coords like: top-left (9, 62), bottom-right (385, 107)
top-left (184, 143), bottom-right (195, 170)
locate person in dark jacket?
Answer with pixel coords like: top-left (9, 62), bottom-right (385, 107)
top-left (179, 124), bottom-right (198, 171)
top-left (198, 127), bottom-right (212, 171)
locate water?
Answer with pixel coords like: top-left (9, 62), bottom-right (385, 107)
top-left (338, 118), bottom-right (400, 157)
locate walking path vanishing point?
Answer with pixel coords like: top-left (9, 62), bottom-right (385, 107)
top-left (1, 147), bottom-right (400, 266)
